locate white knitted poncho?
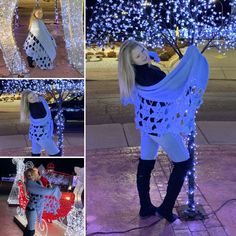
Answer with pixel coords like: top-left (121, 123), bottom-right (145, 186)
top-left (24, 19), bottom-right (56, 70)
top-left (126, 45), bottom-right (209, 137)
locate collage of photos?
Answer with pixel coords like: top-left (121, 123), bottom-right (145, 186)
top-left (1, 0), bottom-right (236, 236)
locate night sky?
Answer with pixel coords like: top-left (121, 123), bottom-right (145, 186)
top-left (0, 158), bottom-right (84, 176)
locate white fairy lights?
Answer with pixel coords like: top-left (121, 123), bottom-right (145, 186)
top-left (7, 159), bottom-right (34, 205)
top-left (7, 158), bottom-right (25, 205)
top-left (65, 206), bottom-right (84, 236)
top-left (60, 0), bottom-right (84, 75)
top-left (0, 0), bottom-right (28, 75)
top-left (87, 0), bottom-right (236, 55)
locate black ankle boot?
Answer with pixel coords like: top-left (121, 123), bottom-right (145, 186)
top-left (31, 153), bottom-right (41, 156)
top-left (157, 158), bottom-right (192, 222)
top-left (50, 150), bottom-right (61, 156)
top-left (23, 227), bottom-right (35, 236)
top-left (28, 229), bottom-right (35, 236)
top-left (137, 159), bottom-right (157, 218)
top-left (27, 56), bottom-right (35, 68)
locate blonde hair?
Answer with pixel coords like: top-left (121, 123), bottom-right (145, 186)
top-left (20, 90), bottom-right (32, 123)
top-left (24, 168), bottom-right (35, 181)
top-left (29, 5), bottom-right (43, 29)
top-left (118, 40), bottom-right (145, 100)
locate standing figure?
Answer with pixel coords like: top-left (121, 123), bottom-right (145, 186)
top-left (23, 168), bottom-right (61, 236)
top-left (20, 90), bottom-right (61, 156)
top-left (118, 40), bottom-right (208, 223)
top-left (24, 4), bottom-right (57, 69)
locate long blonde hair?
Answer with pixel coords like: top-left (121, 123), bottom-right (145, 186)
top-left (118, 40), bottom-right (145, 100)
top-left (20, 90), bottom-right (32, 123)
top-left (29, 5), bottom-right (43, 30)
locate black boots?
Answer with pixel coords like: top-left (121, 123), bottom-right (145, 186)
top-left (23, 227), bottom-right (35, 236)
top-left (137, 158), bottom-right (192, 222)
top-left (31, 153), bottom-right (41, 156)
top-left (50, 150), bottom-right (62, 156)
top-left (137, 159), bottom-right (157, 218)
top-left (156, 158), bottom-right (192, 222)
top-left (27, 56), bottom-right (35, 68)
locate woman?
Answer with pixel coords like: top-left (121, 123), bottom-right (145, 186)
top-left (23, 168), bottom-right (61, 236)
top-left (24, 4), bottom-right (57, 69)
top-left (20, 90), bottom-right (61, 156)
top-left (118, 40), bottom-right (209, 223)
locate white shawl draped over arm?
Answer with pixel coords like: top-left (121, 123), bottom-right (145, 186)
top-left (127, 45), bottom-right (209, 136)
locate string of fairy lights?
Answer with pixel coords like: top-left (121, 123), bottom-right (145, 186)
top-left (87, 0), bottom-right (236, 55)
top-left (65, 206), bottom-right (84, 236)
top-left (2, 79), bottom-right (84, 156)
top-left (60, 0), bottom-right (84, 75)
top-left (0, 0), bottom-right (28, 76)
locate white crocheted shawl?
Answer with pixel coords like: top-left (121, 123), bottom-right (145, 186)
top-left (26, 180), bottom-right (61, 222)
top-left (126, 45), bottom-right (209, 136)
top-left (30, 19), bottom-right (56, 61)
top-left (29, 96), bottom-right (54, 141)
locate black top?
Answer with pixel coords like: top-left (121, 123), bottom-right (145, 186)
top-left (29, 102), bottom-right (47, 119)
top-left (134, 63), bottom-right (166, 86)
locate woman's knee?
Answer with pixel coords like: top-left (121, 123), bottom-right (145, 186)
top-left (152, 133), bottom-right (189, 162)
top-left (140, 132), bottom-right (159, 160)
top-left (43, 138), bottom-right (59, 155)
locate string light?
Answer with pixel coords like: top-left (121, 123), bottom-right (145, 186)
top-left (55, 0), bottom-right (59, 25)
top-left (0, 0), bottom-right (28, 75)
top-left (60, 0), bottom-right (84, 75)
top-left (65, 206), bottom-right (84, 236)
top-left (14, 2), bottom-right (19, 28)
top-left (7, 158), bottom-right (34, 205)
top-left (87, 0), bottom-right (236, 55)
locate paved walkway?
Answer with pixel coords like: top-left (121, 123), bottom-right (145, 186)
top-left (0, 199), bottom-right (66, 236)
top-left (87, 121), bottom-right (236, 150)
top-left (87, 145), bottom-right (236, 236)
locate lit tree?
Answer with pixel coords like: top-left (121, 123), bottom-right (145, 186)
top-left (2, 79), bottom-right (84, 155)
top-left (87, 0), bottom-right (236, 57)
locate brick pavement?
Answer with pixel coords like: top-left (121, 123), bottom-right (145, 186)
top-left (86, 145), bottom-right (236, 236)
top-left (0, 145), bottom-right (84, 156)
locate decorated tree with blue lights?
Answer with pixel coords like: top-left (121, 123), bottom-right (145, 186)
top-left (87, 0), bottom-right (236, 57)
top-left (87, 0), bottom-right (236, 219)
top-left (2, 79), bottom-right (84, 155)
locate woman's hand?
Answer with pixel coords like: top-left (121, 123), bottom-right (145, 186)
top-left (148, 51), bottom-right (160, 62)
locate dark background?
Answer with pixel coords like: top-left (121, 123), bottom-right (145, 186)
top-left (0, 158), bottom-right (84, 176)
top-left (86, 0), bottom-right (231, 26)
